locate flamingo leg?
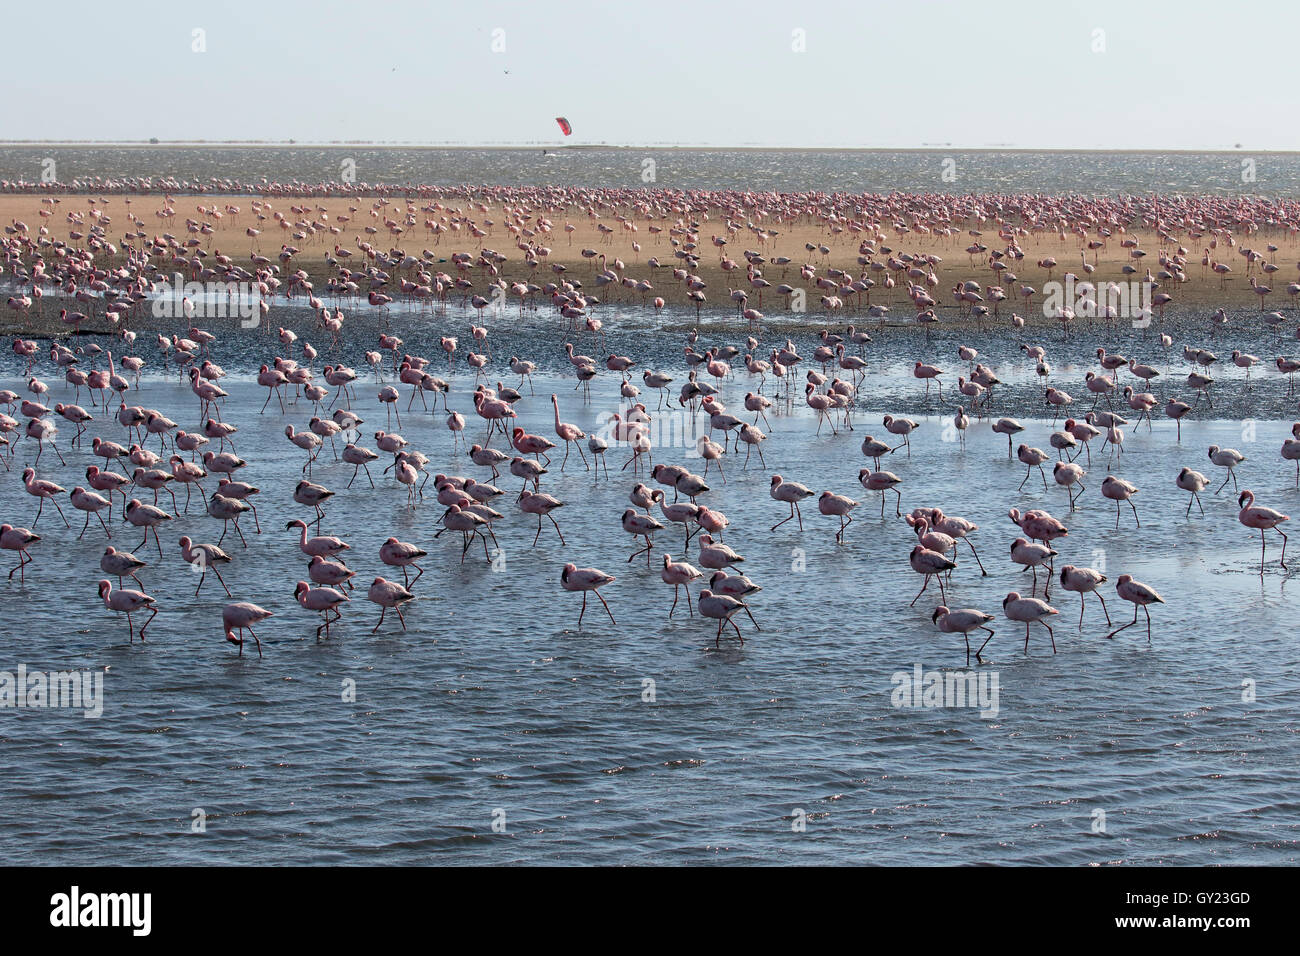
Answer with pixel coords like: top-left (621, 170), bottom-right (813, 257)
top-left (595, 590), bottom-right (616, 625)
top-left (1104, 604), bottom-right (1139, 641)
top-left (909, 575), bottom-right (931, 607)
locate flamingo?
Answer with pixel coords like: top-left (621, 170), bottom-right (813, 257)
top-left (125, 498), bottom-right (172, 556)
top-left (1100, 475), bottom-right (1141, 529)
top-left (882, 414), bottom-right (920, 455)
top-left (380, 537), bottom-right (428, 587)
top-left (1002, 591), bottom-right (1060, 653)
top-left (342, 443), bottom-right (380, 488)
top-left (1058, 565), bottom-right (1110, 627)
top-left (0, 524), bottom-right (39, 584)
top-left (661, 554), bottom-right (703, 618)
top-left (1237, 490), bottom-right (1289, 574)
top-left (909, 545), bottom-right (957, 607)
top-left (991, 418), bottom-right (1025, 458)
top-left (179, 536), bottom-right (233, 596)
top-left (97, 579), bottom-right (158, 642)
top-left (208, 492), bottom-right (253, 547)
top-left (1103, 576), bottom-right (1164, 643)
top-left (769, 474), bottom-right (814, 531)
top-left (70, 486), bottom-right (112, 539)
top-left (1016, 445), bottom-right (1051, 491)
top-left (295, 581), bottom-right (349, 640)
top-left (698, 588), bottom-right (750, 647)
top-left (931, 606), bottom-right (996, 665)
top-left (1207, 445), bottom-right (1246, 493)
top-left (560, 563), bottom-right (616, 627)
top-left (286, 519), bottom-right (349, 560)
top-left (222, 602), bottom-right (274, 657)
top-left (519, 490), bottom-right (566, 546)
top-left (818, 491), bottom-right (859, 543)
top-left (1281, 423), bottom-right (1300, 487)
top-left (621, 508), bottom-right (665, 565)
top-left (550, 394), bottom-right (587, 470)
top-left (21, 467), bottom-right (69, 528)
top-left (858, 469), bottom-right (903, 517)
top-left (1010, 537), bottom-right (1058, 596)
top-left (367, 577), bottom-right (416, 632)
top-left (100, 545), bottom-right (146, 589)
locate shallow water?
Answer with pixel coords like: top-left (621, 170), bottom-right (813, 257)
top-left (1, 299), bottom-right (1298, 865)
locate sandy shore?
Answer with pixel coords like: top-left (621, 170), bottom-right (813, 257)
top-left (3, 192), bottom-right (1299, 333)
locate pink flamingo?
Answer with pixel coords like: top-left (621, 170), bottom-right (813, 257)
top-left (380, 537), bottom-right (428, 587)
top-left (519, 490), bottom-right (566, 545)
top-left (208, 493), bottom-right (252, 548)
top-left (561, 563), bottom-right (616, 627)
top-left (858, 469), bottom-right (903, 517)
top-left (286, 519), bottom-right (349, 560)
top-left (909, 545), bottom-right (957, 606)
top-left (1010, 537), bottom-right (1058, 596)
top-left (295, 580), bottom-right (349, 640)
top-left (621, 508), bottom-right (665, 565)
top-left (1058, 565), bottom-right (1110, 627)
top-left (818, 491), bottom-right (859, 543)
top-left (0, 524), bottom-right (39, 584)
top-left (98, 579), bottom-right (157, 642)
top-left (1104, 576), bottom-right (1164, 642)
top-left (1237, 490), bottom-right (1289, 574)
top-left (70, 486), bottom-right (112, 539)
top-left (367, 577), bottom-right (415, 632)
top-left (222, 602), bottom-right (274, 657)
top-left (698, 588), bottom-right (749, 647)
top-left (101, 545), bottom-right (146, 589)
top-left (1003, 591), bottom-right (1060, 653)
top-left (932, 606), bottom-right (996, 665)
top-left (447, 410), bottom-right (467, 452)
top-left (512, 426), bottom-right (555, 465)
top-left (770, 474), bottom-right (814, 531)
top-left (179, 536), bottom-right (233, 597)
top-left (551, 394), bottom-right (587, 470)
top-left (22, 467), bottom-right (69, 528)
top-left (125, 498), bottom-right (172, 556)
top-left (661, 554), bottom-right (703, 618)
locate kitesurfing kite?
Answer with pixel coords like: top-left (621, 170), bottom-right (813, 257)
top-left (555, 117), bottom-right (572, 137)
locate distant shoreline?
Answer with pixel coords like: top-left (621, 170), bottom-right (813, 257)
top-left (0, 142), bottom-right (1294, 154)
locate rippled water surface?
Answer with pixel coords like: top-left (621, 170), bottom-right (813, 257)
top-left (4, 146), bottom-right (1300, 196)
top-left (1, 296), bottom-right (1298, 865)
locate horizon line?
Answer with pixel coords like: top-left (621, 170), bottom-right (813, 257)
top-left (0, 140), bottom-right (1294, 154)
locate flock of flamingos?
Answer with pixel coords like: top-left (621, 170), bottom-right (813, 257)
top-left (1, 182), bottom-right (1299, 660)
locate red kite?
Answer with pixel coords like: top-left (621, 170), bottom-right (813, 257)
top-left (555, 117), bottom-right (572, 136)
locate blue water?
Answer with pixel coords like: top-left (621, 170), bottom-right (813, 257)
top-left (1, 297), bottom-right (1298, 864)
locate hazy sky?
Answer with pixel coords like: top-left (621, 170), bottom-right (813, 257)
top-left (6, 0), bottom-right (1291, 149)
